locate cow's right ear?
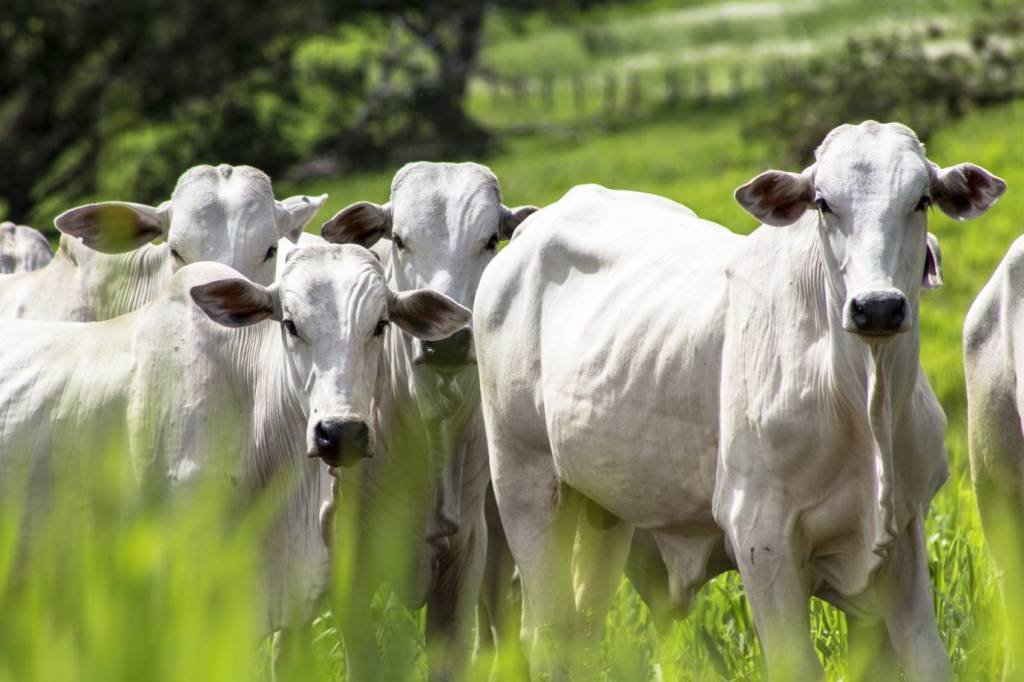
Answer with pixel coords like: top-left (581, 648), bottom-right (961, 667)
top-left (190, 279), bottom-right (279, 328)
top-left (321, 202), bottom-right (391, 248)
top-left (55, 200), bottom-right (171, 253)
top-left (387, 288), bottom-right (471, 342)
top-left (735, 170), bottom-right (814, 227)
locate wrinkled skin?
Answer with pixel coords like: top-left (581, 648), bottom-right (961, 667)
top-left (0, 164), bottom-right (325, 321)
top-left (321, 161), bottom-right (536, 681)
top-left (476, 122), bottom-right (1004, 681)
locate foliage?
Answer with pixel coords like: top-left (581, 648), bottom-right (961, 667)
top-left (743, 5), bottom-right (1024, 164)
top-left (0, 0), bottom-right (323, 224)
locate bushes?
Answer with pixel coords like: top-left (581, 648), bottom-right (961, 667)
top-left (745, 6), bottom-right (1024, 164)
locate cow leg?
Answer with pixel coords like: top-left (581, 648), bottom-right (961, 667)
top-left (732, 522), bottom-right (821, 680)
top-left (425, 504), bottom-right (487, 682)
top-left (477, 484), bottom-right (527, 680)
top-left (625, 529), bottom-right (675, 635)
top-left (271, 626), bottom-right (314, 682)
top-left (975, 473), bottom-right (1024, 680)
top-left (969, 385), bottom-right (1024, 679)
top-left (572, 496), bottom-right (635, 674)
top-left (873, 515), bottom-right (952, 682)
top-left (333, 555), bottom-right (383, 681)
top-left (491, 443), bottom-right (583, 681)
top-left (846, 617), bottom-right (899, 682)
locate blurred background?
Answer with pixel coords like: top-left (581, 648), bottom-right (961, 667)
top-left (3, 0), bottom-right (1022, 230)
top-left (2, 1), bottom-right (1024, 680)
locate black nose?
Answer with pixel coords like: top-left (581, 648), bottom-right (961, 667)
top-left (849, 292), bottom-right (907, 335)
top-left (312, 420), bottom-right (370, 467)
top-left (419, 328), bottom-right (473, 369)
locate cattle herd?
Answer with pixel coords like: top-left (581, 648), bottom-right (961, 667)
top-left (0, 121), bottom-right (1017, 681)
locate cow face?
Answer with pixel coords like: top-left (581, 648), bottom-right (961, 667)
top-left (735, 121), bottom-right (1004, 340)
top-left (55, 164), bottom-right (326, 286)
top-left (321, 162), bottom-right (536, 373)
top-left (189, 244), bottom-right (470, 468)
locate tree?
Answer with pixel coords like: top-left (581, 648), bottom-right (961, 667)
top-left (0, 0), bottom-right (322, 225)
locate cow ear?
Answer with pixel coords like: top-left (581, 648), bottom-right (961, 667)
top-left (55, 200), bottom-right (171, 253)
top-left (190, 278), bottom-right (280, 328)
top-left (276, 194), bottom-right (328, 243)
top-left (735, 170), bottom-right (814, 227)
top-left (500, 204), bottom-right (539, 240)
top-left (321, 202), bottom-right (391, 248)
top-left (930, 162), bottom-right (1006, 220)
top-left (923, 232), bottom-right (943, 289)
top-left (387, 288), bottom-right (471, 342)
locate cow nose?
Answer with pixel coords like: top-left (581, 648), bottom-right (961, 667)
top-left (848, 291), bottom-right (908, 336)
top-left (312, 419), bottom-right (371, 468)
top-left (418, 328), bottom-right (473, 370)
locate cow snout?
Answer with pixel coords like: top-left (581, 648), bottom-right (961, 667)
top-left (311, 419), bottom-right (371, 467)
top-left (416, 328), bottom-right (473, 371)
top-left (844, 290), bottom-right (910, 337)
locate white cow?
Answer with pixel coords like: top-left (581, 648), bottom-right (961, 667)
top-left (0, 222), bottom-right (53, 273)
top-left (319, 161), bottom-right (536, 681)
top-left (476, 122), bottom-right (1005, 680)
top-left (0, 164), bottom-right (325, 321)
top-left (964, 236), bottom-right (1024, 676)
top-left (0, 244), bottom-right (470, 653)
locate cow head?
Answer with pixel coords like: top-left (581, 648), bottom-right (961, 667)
top-left (321, 161), bottom-right (536, 374)
top-left (55, 164), bottom-right (327, 286)
top-left (735, 121), bottom-right (1004, 341)
top-left (189, 244), bottom-right (470, 468)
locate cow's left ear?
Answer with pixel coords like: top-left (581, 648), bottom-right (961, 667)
top-left (734, 169), bottom-right (814, 227)
top-left (191, 279), bottom-right (280, 328)
top-left (321, 202), bottom-right (392, 248)
top-left (55, 200), bottom-right (171, 253)
top-left (930, 162), bottom-right (1006, 220)
top-left (387, 288), bottom-right (471, 342)
top-left (500, 205), bottom-right (539, 240)
top-left (276, 194), bottom-right (328, 243)
top-left (923, 232), bottom-right (943, 289)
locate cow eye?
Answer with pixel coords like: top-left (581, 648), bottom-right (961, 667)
top-left (282, 319), bottom-right (299, 338)
top-left (485, 233), bottom-right (499, 251)
top-left (373, 319), bottom-right (390, 337)
top-left (393, 235), bottom-right (406, 250)
top-left (815, 196), bottom-right (832, 215)
top-left (263, 245), bottom-right (278, 262)
top-left (915, 195), bottom-right (932, 212)
top-left (170, 247), bottom-right (184, 262)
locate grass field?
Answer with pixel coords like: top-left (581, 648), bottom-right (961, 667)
top-left (3, 98), bottom-right (1019, 682)
top-left (4, 0), bottom-right (1023, 679)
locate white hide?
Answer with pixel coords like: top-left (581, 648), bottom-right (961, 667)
top-left (0, 164), bottom-right (326, 321)
top-left (477, 123), bottom-right (1002, 681)
top-left (0, 244), bottom-right (469, 635)
top-left (0, 222), bottom-right (53, 274)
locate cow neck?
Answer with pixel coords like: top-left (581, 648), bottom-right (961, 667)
top-left (88, 243), bottom-right (175, 320)
top-left (236, 322), bottom-right (308, 481)
top-left (806, 211), bottom-right (922, 573)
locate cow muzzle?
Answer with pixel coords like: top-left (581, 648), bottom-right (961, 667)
top-left (414, 328), bottom-right (474, 372)
top-left (843, 289), bottom-right (911, 338)
top-left (309, 418), bottom-right (372, 468)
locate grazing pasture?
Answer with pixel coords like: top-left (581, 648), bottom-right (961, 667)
top-left (2, 0), bottom-right (1023, 679)
top-left (1, 100), bottom-right (1020, 681)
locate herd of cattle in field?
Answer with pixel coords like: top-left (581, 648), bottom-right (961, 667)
top-left (0, 120), bottom-right (1018, 680)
